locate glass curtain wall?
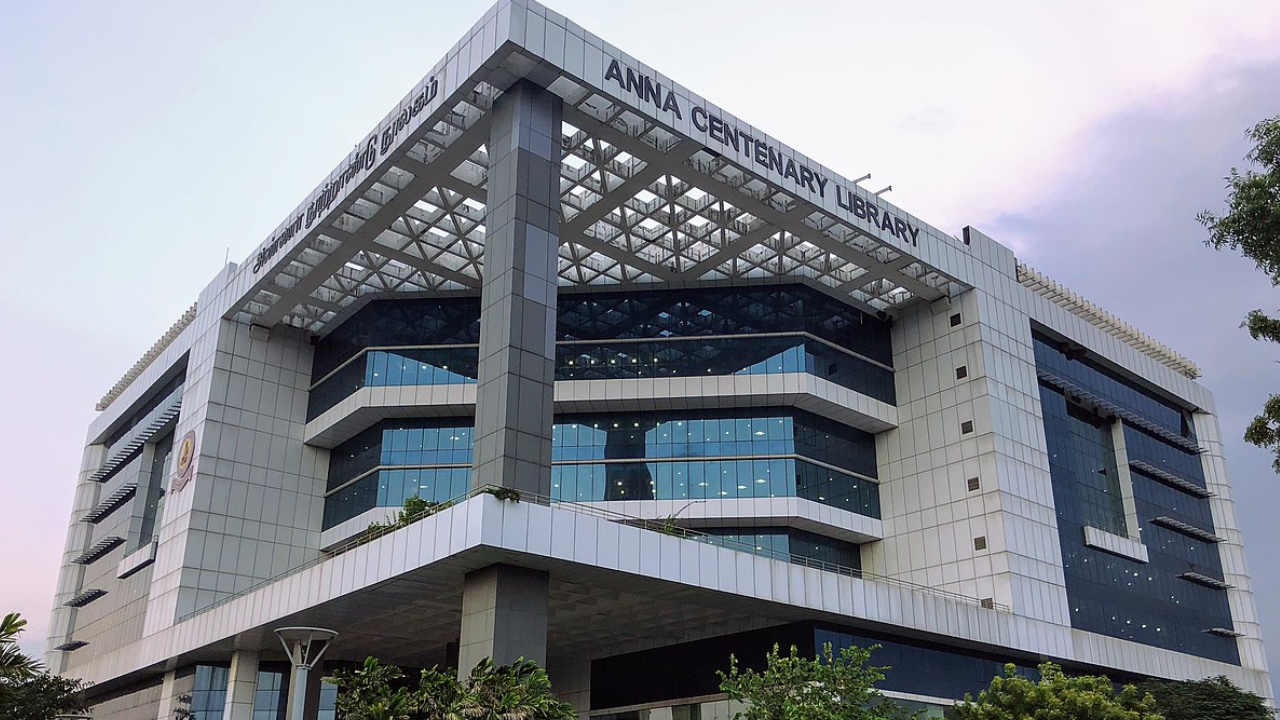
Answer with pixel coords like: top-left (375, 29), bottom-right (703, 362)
top-left (323, 410), bottom-right (879, 528)
top-left (308, 285), bottom-right (896, 420)
top-left (1034, 332), bottom-right (1237, 664)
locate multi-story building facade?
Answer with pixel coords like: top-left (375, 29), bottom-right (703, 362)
top-left (45, 2), bottom-right (1271, 717)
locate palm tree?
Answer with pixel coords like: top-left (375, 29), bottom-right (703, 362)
top-left (331, 657), bottom-right (416, 720)
top-left (331, 657), bottom-right (575, 720)
top-left (460, 659), bottom-right (576, 720)
top-left (416, 666), bottom-right (465, 720)
top-left (0, 613), bottom-right (41, 680)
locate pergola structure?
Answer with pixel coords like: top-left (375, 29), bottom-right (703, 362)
top-left (54, 6), bottom-right (1274, 716)
top-left (231, 4), bottom-right (970, 337)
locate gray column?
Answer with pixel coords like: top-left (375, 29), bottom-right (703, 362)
top-left (471, 79), bottom-right (562, 497)
top-left (458, 564), bottom-right (550, 678)
top-left (222, 649), bottom-right (260, 720)
top-left (548, 656), bottom-right (591, 720)
top-left (45, 444), bottom-right (103, 673)
top-left (154, 669), bottom-right (194, 720)
top-left (459, 80), bottom-right (559, 680)
top-left (302, 660), bottom-right (325, 720)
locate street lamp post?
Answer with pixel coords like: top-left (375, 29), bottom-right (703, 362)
top-left (274, 627), bottom-right (338, 720)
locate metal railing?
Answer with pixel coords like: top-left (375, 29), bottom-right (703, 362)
top-left (179, 486), bottom-right (1009, 621)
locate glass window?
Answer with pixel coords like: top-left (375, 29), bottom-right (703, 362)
top-left (326, 411), bottom-right (880, 524)
top-left (1037, 374), bottom-right (1236, 664)
top-left (191, 665), bottom-right (231, 720)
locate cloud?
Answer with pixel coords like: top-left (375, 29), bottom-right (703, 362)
top-left (896, 108), bottom-right (957, 134)
top-left (983, 58), bottom-right (1280, 693)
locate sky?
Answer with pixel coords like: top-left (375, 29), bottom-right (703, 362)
top-left (2, 0), bottom-right (1279, 690)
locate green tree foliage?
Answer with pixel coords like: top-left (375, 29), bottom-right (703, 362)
top-left (365, 496), bottom-right (456, 537)
top-left (1135, 675), bottom-right (1273, 720)
top-left (1, 674), bottom-right (95, 720)
top-left (0, 614), bottom-right (40, 679)
top-left (329, 655), bottom-right (574, 720)
top-left (415, 664), bottom-right (466, 720)
top-left (952, 663), bottom-right (1161, 720)
top-left (717, 643), bottom-right (920, 720)
top-left (461, 658), bottom-right (574, 720)
top-left (0, 612), bottom-right (90, 720)
top-left (331, 657), bottom-right (417, 720)
top-left (1199, 116), bottom-right (1280, 470)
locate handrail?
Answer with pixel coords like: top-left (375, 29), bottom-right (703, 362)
top-left (178, 486), bottom-right (1009, 621)
top-left (518, 489), bottom-right (1009, 612)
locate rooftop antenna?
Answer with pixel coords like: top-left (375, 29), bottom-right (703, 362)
top-left (874, 185), bottom-right (893, 196)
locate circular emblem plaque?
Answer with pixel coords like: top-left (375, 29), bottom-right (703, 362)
top-left (172, 430), bottom-right (197, 492)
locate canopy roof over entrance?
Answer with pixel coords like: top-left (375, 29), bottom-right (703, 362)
top-left (228, 0), bottom-right (974, 335)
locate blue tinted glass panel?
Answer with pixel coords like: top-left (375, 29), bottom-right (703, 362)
top-left (699, 527), bottom-right (861, 570)
top-left (191, 665), bottom-right (231, 720)
top-left (1038, 377), bottom-right (1237, 664)
top-left (550, 458), bottom-right (878, 517)
top-left (309, 286), bottom-right (895, 419)
top-left (1033, 333), bottom-right (1192, 440)
top-left (309, 348), bottom-right (480, 420)
top-left (324, 411), bottom-right (880, 527)
top-left (311, 296), bottom-right (482, 379)
top-left (554, 337), bottom-right (893, 405)
top-left (557, 285), bottom-right (893, 364)
top-left (323, 467), bottom-right (471, 528)
top-left (1123, 425), bottom-right (1207, 489)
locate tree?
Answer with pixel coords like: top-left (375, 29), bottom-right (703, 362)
top-left (330, 657), bottom-right (416, 720)
top-left (1135, 675), bottom-right (1272, 720)
top-left (717, 643), bottom-right (920, 720)
top-left (952, 662), bottom-right (1161, 720)
top-left (1199, 116), bottom-right (1280, 470)
top-left (0, 614), bottom-right (40, 679)
top-left (0, 612), bottom-right (90, 720)
top-left (1, 674), bottom-right (95, 720)
top-left (328, 656), bottom-right (574, 720)
top-left (365, 496), bottom-right (456, 538)
top-left (414, 664), bottom-right (465, 720)
top-left (461, 659), bottom-right (575, 720)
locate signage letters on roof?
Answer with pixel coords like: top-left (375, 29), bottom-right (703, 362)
top-left (604, 58), bottom-right (921, 247)
top-left (252, 78), bottom-right (439, 273)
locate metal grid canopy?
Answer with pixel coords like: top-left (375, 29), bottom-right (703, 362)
top-left (233, 5), bottom-right (968, 335)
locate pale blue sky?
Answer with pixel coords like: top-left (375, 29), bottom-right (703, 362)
top-left (2, 0), bottom-right (1279, 689)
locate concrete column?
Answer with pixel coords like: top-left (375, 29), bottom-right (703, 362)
top-left (284, 663), bottom-right (306, 720)
top-left (459, 79), bottom-right (559, 681)
top-left (155, 668), bottom-right (195, 720)
top-left (1109, 420), bottom-right (1142, 540)
top-left (303, 660), bottom-right (325, 720)
top-left (470, 79), bottom-right (562, 498)
top-left (45, 444), bottom-right (104, 673)
top-left (548, 656), bottom-right (591, 720)
top-left (458, 564), bottom-right (549, 679)
top-left (283, 660), bottom-right (326, 720)
top-left (222, 649), bottom-right (260, 720)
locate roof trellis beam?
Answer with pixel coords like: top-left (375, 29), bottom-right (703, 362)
top-left (394, 156), bottom-right (489, 206)
top-left (326, 226), bottom-right (481, 288)
top-left (251, 119), bottom-right (491, 327)
top-left (561, 163), bottom-right (666, 234)
top-left (700, 173), bottom-right (942, 302)
top-left (683, 222), bottom-right (779, 277)
top-left (836, 255), bottom-right (916, 294)
top-left (562, 106), bottom-right (948, 303)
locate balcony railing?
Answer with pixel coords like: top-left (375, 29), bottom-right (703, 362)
top-left (180, 485), bottom-right (1009, 623)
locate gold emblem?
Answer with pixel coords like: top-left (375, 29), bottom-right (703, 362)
top-left (172, 430), bottom-right (197, 492)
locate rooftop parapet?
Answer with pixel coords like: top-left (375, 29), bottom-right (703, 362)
top-left (96, 303), bottom-right (197, 412)
top-left (1017, 263), bottom-right (1201, 379)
